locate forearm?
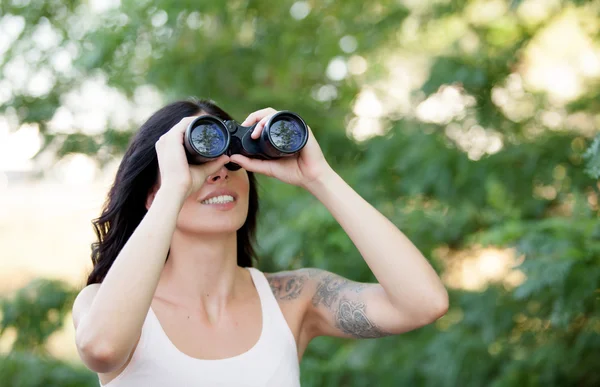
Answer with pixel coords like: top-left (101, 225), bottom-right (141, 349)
top-left (305, 168), bottom-right (448, 318)
top-left (77, 187), bottom-right (184, 359)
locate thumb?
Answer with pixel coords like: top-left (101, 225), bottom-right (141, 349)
top-left (189, 155), bottom-right (231, 187)
top-left (201, 155), bottom-right (232, 176)
top-left (230, 154), bottom-right (275, 177)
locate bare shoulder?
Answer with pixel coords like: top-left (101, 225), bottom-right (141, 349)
top-left (72, 283), bottom-right (101, 328)
top-left (264, 268), bottom-right (324, 302)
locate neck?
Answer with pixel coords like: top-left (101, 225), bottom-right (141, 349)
top-left (156, 230), bottom-right (242, 309)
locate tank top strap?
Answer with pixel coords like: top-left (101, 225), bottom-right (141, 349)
top-left (247, 267), bottom-right (277, 312)
top-left (246, 267), bottom-right (297, 350)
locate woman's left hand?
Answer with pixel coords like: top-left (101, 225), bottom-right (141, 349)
top-left (229, 107), bottom-right (333, 188)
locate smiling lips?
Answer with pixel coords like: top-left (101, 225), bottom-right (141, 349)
top-left (199, 190), bottom-right (238, 209)
top-left (201, 194), bottom-right (235, 205)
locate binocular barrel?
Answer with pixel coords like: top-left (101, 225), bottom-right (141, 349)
top-left (184, 111), bottom-right (309, 167)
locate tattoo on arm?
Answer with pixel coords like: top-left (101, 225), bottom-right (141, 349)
top-left (267, 269), bottom-right (322, 301)
top-left (268, 273), bottom-right (308, 301)
top-left (311, 274), bottom-right (366, 308)
top-left (268, 271), bottom-right (389, 339)
top-left (312, 274), bottom-right (389, 339)
top-left (336, 298), bottom-right (388, 338)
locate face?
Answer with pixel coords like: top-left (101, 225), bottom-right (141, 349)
top-left (144, 110), bottom-right (251, 236)
top-left (174, 166), bottom-right (251, 235)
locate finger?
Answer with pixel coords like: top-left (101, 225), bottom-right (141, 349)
top-left (188, 155), bottom-right (231, 192)
top-left (166, 116), bottom-right (198, 142)
top-left (251, 114), bottom-right (273, 139)
top-left (176, 116), bottom-right (198, 132)
top-left (241, 107), bottom-right (277, 127)
top-left (240, 109), bottom-right (268, 126)
top-left (229, 154), bottom-right (274, 177)
top-left (192, 155), bottom-right (231, 177)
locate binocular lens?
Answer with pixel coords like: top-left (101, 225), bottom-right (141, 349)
top-left (268, 117), bottom-right (306, 153)
top-left (185, 110), bottom-right (308, 165)
top-left (190, 121), bottom-right (228, 157)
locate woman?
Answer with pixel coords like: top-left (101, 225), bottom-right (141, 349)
top-left (72, 99), bottom-right (449, 386)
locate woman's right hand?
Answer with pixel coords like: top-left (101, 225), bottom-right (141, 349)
top-left (73, 117), bottom-right (232, 375)
top-left (154, 116), bottom-right (231, 198)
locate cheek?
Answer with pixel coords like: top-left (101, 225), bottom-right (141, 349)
top-left (176, 190), bottom-right (250, 231)
top-left (175, 203), bottom-right (247, 232)
top-left (175, 172), bottom-right (251, 231)
top-left (234, 171), bottom-right (251, 201)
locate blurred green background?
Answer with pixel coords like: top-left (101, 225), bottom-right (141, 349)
top-left (1, 0), bottom-right (599, 386)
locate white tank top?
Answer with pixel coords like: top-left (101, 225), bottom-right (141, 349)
top-left (100, 267), bottom-right (301, 387)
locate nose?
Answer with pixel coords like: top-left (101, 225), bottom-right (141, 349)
top-left (206, 166), bottom-right (229, 183)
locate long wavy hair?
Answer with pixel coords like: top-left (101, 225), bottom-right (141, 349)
top-left (87, 99), bottom-right (259, 285)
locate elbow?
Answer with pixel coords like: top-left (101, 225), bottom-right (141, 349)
top-left (76, 330), bottom-right (127, 374)
top-left (434, 291), bottom-right (450, 320)
top-left (425, 289), bottom-right (449, 324)
top-left (412, 289), bottom-right (448, 326)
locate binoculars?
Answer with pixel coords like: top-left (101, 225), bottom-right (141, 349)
top-left (184, 111), bottom-right (309, 171)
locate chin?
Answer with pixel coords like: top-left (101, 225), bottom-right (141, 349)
top-left (176, 215), bottom-right (247, 236)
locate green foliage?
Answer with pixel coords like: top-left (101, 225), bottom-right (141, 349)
top-left (584, 134), bottom-right (600, 179)
top-left (0, 279), bottom-right (76, 353)
top-left (0, 279), bottom-right (90, 386)
top-left (259, 120), bottom-right (600, 386)
top-left (1, 0), bottom-right (599, 385)
top-left (0, 351), bottom-right (97, 387)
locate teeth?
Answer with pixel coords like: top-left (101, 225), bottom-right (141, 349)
top-left (201, 195), bottom-right (235, 205)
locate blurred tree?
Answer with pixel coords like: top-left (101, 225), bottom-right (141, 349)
top-left (0, 0), bottom-right (599, 386)
top-left (0, 351), bottom-right (97, 387)
top-left (0, 279), bottom-right (74, 353)
top-left (585, 134), bottom-right (600, 179)
top-left (0, 279), bottom-right (96, 386)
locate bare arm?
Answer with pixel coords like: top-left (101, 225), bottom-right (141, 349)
top-left (72, 117), bottom-right (231, 374)
top-left (269, 267), bottom-right (444, 341)
top-left (223, 107), bottom-right (448, 339)
top-left (73, 187), bottom-right (185, 373)
top-left (301, 170), bottom-right (449, 338)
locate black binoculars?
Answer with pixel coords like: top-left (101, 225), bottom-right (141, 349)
top-left (184, 111), bottom-right (309, 171)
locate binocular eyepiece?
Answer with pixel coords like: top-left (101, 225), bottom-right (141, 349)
top-left (184, 111), bottom-right (309, 171)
